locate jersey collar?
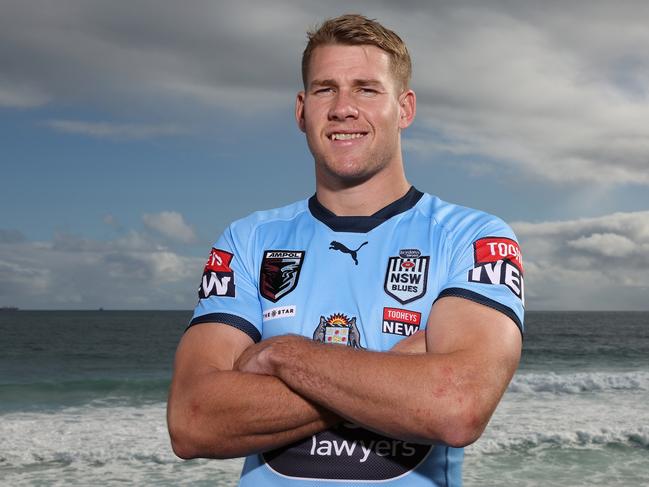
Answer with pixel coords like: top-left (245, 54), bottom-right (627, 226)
top-left (308, 186), bottom-right (424, 233)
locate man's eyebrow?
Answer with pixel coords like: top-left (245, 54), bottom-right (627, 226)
top-left (309, 78), bottom-right (386, 88)
top-left (352, 79), bottom-right (384, 87)
top-left (310, 79), bottom-right (337, 87)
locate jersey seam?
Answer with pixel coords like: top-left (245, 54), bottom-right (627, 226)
top-left (242, 202), bottom-right (311, 289)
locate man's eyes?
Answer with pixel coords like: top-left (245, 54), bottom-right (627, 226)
top-left (358, 87), bottom-right (378, 95)
top-left (313, 87), bottom-right (378, 95)
top-left (314, 87), bottom-right (334, 94)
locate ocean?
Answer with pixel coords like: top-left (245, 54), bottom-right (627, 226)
top-left (1, 311), bottom-right (647, 486)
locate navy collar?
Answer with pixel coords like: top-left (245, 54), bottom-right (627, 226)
top-left (308, 186), bottom-right (424, 233)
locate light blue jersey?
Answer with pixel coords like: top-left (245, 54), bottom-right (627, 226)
top-left (190, 187), bottom-right (524, 486)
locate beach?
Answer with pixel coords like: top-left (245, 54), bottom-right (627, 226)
top-left (1, 310), bottom-right (647, 486)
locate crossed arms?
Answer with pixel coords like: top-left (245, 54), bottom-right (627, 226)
top-left (167, 296), bottom-right (522, 459)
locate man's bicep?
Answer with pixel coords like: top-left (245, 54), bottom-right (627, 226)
top-left (426, 296), bottom-right (522, 373)
top-left (173, 323), bottom-right (255, 377)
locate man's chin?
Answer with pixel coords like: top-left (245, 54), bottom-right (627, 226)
top-left (318, 161), bottom-right (379, 188)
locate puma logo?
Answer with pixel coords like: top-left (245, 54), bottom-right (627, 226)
top-left (329, 241), bottom-right (368, 265)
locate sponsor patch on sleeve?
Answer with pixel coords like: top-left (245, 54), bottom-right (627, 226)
top-left (468, 237), bottom-right (524, 302)
top-left (198, 248), bottom-right (235, 299)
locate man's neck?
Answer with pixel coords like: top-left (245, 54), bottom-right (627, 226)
top-left (315, 168), bottom-right (411, 217)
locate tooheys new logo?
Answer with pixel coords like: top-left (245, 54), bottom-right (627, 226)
top-left (198, 248), bottom-right (235, 298)
top-left (468, 237), bottom-right (525, 303)
top-left (262, 423), bottom-right (432, 482)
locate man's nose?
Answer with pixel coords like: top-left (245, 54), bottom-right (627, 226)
top-left (328, 91), bottom-right (359, 121)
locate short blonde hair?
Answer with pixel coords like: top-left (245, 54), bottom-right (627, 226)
top-left (301, 14), bottom-right (412, 92)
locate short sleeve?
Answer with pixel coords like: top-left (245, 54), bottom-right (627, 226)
top-left (437, 216), bottom-right (525, 334)
top-left (188, 225), bottom-right (263, 343)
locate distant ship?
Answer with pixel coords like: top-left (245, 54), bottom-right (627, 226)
top-left (0, 306), bottom-right (19, 311)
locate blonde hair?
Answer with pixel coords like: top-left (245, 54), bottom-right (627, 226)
top-left (301, 14), bottom-right (412, 92)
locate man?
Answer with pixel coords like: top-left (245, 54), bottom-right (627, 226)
top-left (167, 14), bottom-right (523, 486)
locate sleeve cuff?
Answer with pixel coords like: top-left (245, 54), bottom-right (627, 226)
top-left (435, 287), bottom-right (524, 336)
top-left (186, 312), bottom-right (262, 343)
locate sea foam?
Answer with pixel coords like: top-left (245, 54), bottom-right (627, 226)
top-left (508, 370), bottom-right (649, 394)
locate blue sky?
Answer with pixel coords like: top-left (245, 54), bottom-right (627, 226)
top-left (2, 1), bottom-right (649, 310)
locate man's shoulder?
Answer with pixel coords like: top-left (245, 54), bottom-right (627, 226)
top-left (229, 197), bottom-right (311, 234)
top-left (417, 192), bottom-right (515, 239)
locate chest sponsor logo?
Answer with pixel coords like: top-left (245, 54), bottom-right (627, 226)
top-left (382, 307), bottom-right (421, 337)
top-left (260, 250), bottom-right (305, 302)
top-left (468, 237), bottom-right (524, 302)
top-left (198, 248), bottom-right (235, 298)
top-left (383, 250), bottom-right (430, 305)
top-left (262, 305), bottom-right (296, 322)
top-left (313, 313), bottom-right (364, 349)
top-left (262, 423), bottom-right (432, 481)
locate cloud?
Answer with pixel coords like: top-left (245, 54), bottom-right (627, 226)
top-left (0, 81), bottom-right (49, 108)
top-left (45, 120), bottom-right (187, 139)
top-left (0, 229), bottom-right (203, 309)
top-left (0, 229), bottom-right (26, 244)
top-left (400, 3), bottom-right (649, 186)
top-left (2, 1), bottom-right (646, 185)
top-left (567, 233), bottom-right (637, 258)
top-left (142, 211), bottom-right (196, 244)
top-left (513, 210), bottom-right (649, 310)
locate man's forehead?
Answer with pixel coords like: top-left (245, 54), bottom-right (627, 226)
top-left (307, 44), bottom-right (392, 83)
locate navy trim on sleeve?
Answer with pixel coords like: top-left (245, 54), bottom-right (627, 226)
top-left (187, 313), bottom-right (262, 343)
top-left (435, 287), bottom-right (524, 335)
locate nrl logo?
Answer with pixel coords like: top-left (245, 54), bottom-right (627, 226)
top-left (313, 313), bottom-right (364, 349)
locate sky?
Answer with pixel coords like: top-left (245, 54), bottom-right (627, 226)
top-left (1, 0), bottom-right (649, 310)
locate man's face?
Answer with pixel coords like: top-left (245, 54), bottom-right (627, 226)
top-left (296, 44), bottom-right (415, 185)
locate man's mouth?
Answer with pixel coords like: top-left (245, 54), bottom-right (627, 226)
top-left (329, 132), bottom-right (367, 141)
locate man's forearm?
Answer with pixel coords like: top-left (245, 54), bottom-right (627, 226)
top-left (259, 339), bottom-right (451, 443)
top-left (168, 367), bottom-right (339, 459)
top-left (238, 333), bottom-right (514, 447)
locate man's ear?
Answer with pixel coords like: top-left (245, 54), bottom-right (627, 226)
top-left (398, 89), bottom-right (416, 129)
top-left (295, 91), bottom-right (306, 133)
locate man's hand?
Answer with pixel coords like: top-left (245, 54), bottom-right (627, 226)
top-left (390, 329), bottom-right (426, 354)
top-left (167, 326), bottom-right (341, 459)
top-left (229, 298), bottom-right (521, 447)
top-left (236, 330), bottom-right (426, 376)
top-left (235, 334), bottom-right (313, 375)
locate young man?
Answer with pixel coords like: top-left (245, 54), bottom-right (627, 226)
top-left (168, 14), bottom-right (524, 486)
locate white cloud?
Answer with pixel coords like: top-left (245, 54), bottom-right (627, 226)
top-left (567, 233), bottom-right (637, 258)
top-left (401, 4), bottom-right (649, 186)
top-left (142, 211), bottom-right (196, 244)
top-left (512, 211), bottom-right (649, 310)
top-left (3, 1), bottom-right (648, 184)
top-left (0, 230), bottom-right (203, 309)
top-left (45, 120), bottom-right (187, 139)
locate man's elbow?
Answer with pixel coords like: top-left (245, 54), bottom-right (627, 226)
top-left (167, 402), bottom-right (236, 460)
top-left (437, 416), bottom-right (486, 448)
top-left (419, 401), bottom-right (489, 448)
top-left (169, 431), bottom-right (200, 460)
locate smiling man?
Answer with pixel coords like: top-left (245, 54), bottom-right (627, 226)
top-left (167, 14), bottom-right (524, 486)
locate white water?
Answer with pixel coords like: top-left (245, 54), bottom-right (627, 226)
top-left (1, 371), bottom-right (647, 486)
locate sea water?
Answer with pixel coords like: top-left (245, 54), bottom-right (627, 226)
top-left (1, 311), bottom-right (647, 486)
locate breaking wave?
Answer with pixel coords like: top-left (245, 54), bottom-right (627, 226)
top-left (471, 426), bottom-right (649, 455)
top-left (508, 370), bottom-right (649, 394)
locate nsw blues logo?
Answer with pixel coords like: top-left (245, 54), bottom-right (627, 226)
top-left (383, 249), bottom-right (430, 304)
